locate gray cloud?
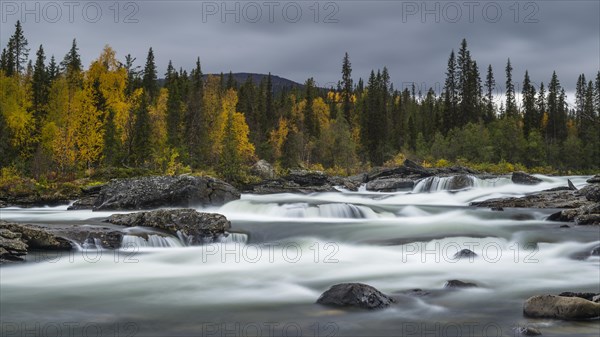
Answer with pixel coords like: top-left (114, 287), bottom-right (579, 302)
top-left (1, 0), bottom-right (598, 93)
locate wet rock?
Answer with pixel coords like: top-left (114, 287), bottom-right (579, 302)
top-left (580, 184), bottom-right (600, 202)
top-left (250, 160), bottom-right (276, 180)
top-left (285, 170), bottom-right (329, 187)
top-left (397, 289), bottom-right (431, 297)
top-left (575, 214), bottom-right (600, 225)
top-left (472, 189), bottom-right (591, 209)
top-left (491, 207), bottom-right (504, 211)
top-left (92, 175), bottom-right (240, 211)
top-left (444, 280), bottom-right (478, 288)
top-left (247, 180), bottom-right (337, 194)
top-left (316, 283), bottom-right (395, 310)
top-left (548, 203), bottom-right (600, 225)
top-left (0, 221), bottom-right (73, 251)
top-left (515, 327), bottom-right (542, 336)
top-left (453, 249), bottom-right (478, 259)
top-left (523, 295), bottom-right (600, 320)
top-left (512, 172), bottom-right (542, 185)
top-left (366, 178), bottom-right (415, 192)
top-left (593, 295), bottom-right (600, 303)
top-left (447, 175), bottom-right (475, 190)
top-left (587, 175), bottom-right (600, 184)
top-left (68, 184), bottom-right (104, 210)
top-left (568, 179), bottom-right (578, 191)
top-left (558, 292), bottom-right (600, 302)
top-left (105, 209), bottom-right (230, 243)
top-left (0, 228), bottom-right (28, 263)
top-left (591, 246), bottom-right (600, 256)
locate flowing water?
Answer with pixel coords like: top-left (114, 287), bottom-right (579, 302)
top-left (1, 175), bottom-right (599, 336)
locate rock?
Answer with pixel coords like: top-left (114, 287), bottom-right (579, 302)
top-left (397, 289), bottom-right (431, 297)
top-left (0, 229), bottom-right (28, 263)
top-left (575, 214), bottom-right (600, 225)
top-left (453, 249), bottom-right (478, 259)
top-left (316, 283), bottom-right (395, 310)
top-left (512, 171), bottom-right (543, 185)
top-left (0, 221), bottom-right (73, 251)
top-left (591, 246), bottom-right (600, 256)
top-left (247, 180), bottom-right (337, 194)
top-left (68, 184), bottom-right (104, 210)
top-left (593, 295), bottom-right (600, 303)
top-left (472, 189), bottom-right (591, 209)
top-left (447, 175), bottom-right (475, 190)
top-left (491, 207), bottom-right (504, 211)
top-left (366, 178), bottom-right (414, 192)
top-left (587, 175), bottom-right (600, 184)
top-left (93, 175), bottom-right (240, 211)
top-left (515, 327), bottom-right (542, 336)
top-left (523, 295), bottom-right (600, 320)
top-left (568, 179), bottom-right (578, 191)
top-left (105, 209), bottom-right (230, 243)
top-left (444, 280), bottom-right (477, 288)
top-left (558, 292), bottom-right (599, 302)
top-left (580, 184), bottom-right (600, 202)
top-left (250, 160), bottom-right (276, 180)
top-left (284, 170), bottom-right (329, 187)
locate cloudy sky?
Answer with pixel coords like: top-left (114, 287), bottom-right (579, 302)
top-left (1, 0), bottom-right (598, 96)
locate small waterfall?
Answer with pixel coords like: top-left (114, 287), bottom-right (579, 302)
top-left (413, 175), bottom-right (512, 193)
top-left (81, 237), bottom-right (103, 250)
top-left (219, 233), bottom-right (249, 244)
top-left (280, 202), bottom-right (380, 219)
top-left (121, 234), bottom-right (183, 248)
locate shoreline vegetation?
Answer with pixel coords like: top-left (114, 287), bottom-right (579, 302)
top-left (0, 21), bottom-right (599, 191)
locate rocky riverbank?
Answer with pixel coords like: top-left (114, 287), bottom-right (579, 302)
top-left (472, 174), bottom-right (600, 225)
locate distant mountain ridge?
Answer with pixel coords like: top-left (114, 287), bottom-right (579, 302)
top-left (208, 73), bottom-right (303, 92)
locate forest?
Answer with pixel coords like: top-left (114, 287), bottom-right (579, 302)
top-left (1, 20), bottom-right (599, 185)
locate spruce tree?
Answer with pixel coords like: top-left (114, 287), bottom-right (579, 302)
top-left (31, 45), bottom-right (48, 124)
top-left (443, 50), bottom-right (458, 133)
top-left (341, 52), bottom-right (353, 122)
top-left (61, 39), bottom-right (82, 88)
top-left (7, 20), bottom-right (29, 75)
top-left (484, 64), bottom-right (495, 123)
top-left (505, 59), bottom-right (517, 118)
top-left (142, 47), bottom-right (158, 102)
top-left (185, 57), bottom-right (204, 167)
top-left (522, 70), bottom-right (537, 137)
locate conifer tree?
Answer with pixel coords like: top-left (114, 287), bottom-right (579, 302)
top-left (505, 59), bottom-right (517, 118)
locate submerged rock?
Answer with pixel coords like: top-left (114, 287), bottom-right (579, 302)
top-left (317, 283), bottom-right (395, 310)
top-left (472, 189), bottom-right (591, 209)
top-left (91, 175), bottom-right (240, 211)
top-left (105, 209), bottom-right (230, 244)
top-left (587, 175), bottom-right (600, 184)
top-left (523, 295), bottom-right (600, 320)
top-left (444, 280), bottom-right (478, 288)
top-left (512, 172), bottom-right (542, 185)
top-left (453, 249), bottom-right (478, 259)
top-left (515, 327), bottom-right (542, 336)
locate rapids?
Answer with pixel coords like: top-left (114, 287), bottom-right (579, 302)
top-left (1, 175), bottom-right (598, 336)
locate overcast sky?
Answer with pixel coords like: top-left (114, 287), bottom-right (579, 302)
top-left (1, 0), bottom-right (598, 97)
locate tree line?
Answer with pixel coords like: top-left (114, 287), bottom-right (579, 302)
top-left (1, 21), bottom-right (599, 183)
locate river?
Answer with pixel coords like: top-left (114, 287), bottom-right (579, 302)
top-left (1, 175), bottom-right (599, 336)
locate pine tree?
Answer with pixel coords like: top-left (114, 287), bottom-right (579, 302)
top-left (47, 55), bottom-right (59, 81)
top-left (443, 50), bottom-right (458, 133)
top-left (6, 20), bottom-right (29, 75)
top-left (31, 45), bottom-right (48, 125)
top-left (0, 49), bottom-right (9, 74)
top-left (61, 39), bottom-right (82, 89)
top-left (505, 59), bottom-right (517, 118)
top-left (142, 48), bottom-right (158, 102)
top-left (185, 57), bottom-right (204, 167)
top-left (522, 70), bottom-right (537, 137)
top-left (226, 71), bottom-right (237, 89)
top-left (341, 52), bottom-right (353, 122)
top-left (546, 71), bottom-right (567, 142)
top-left (132, 94), bottom-right (152, 166)
top-left (484, 64), bottom-right (495, 123)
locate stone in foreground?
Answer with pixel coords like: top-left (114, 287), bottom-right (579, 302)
top-left (523, 295), bottom-right (600, 320)
top-left (317, 283), bottom-right (395, 310)
top-left (105, 209), bottom-right (230, 244)
top-left (512, 171), bottom-right (542, 185)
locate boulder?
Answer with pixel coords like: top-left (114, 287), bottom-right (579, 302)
top-left (444, 280), bottom-right (478, 288)
top-left (472, 189), bottom-right (591, 209)
top-left (548, 203), bottom-right (600, 225)
top-left (523, 295), bottom-right (600, 320)
top-left (568, 179), bottom-right (578, 191)
top-left (0, 221), bottom-right (73, 251)
top-left (0, 228), bottom-right (28, 262)
top-left (316, 283), bottom-right (395, 310)
top-left (580, 184), bottom-right (600, 202)
top-left (92, 175), bottom-right (240, 211)
top-left (250, 160), bottom-right (276, 180)
top-left (284, 170), bottom-right (329, 187)
top-left (558, 292), bottom-right (600, 302)
top-left (587, 175), bottom-right (600, 184)
top-left (453, 249), bottom-right (478, 259)
top-left (447, 175), bottom-right (475, 190)
top-left (366, 178), bottom-right (415, 192)
top-left (512, 172), bottom-right (542, 185)
top-left (515, 327), bottom-right (542, 336)
top-left (105, 209), bottom-right (230, 244)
